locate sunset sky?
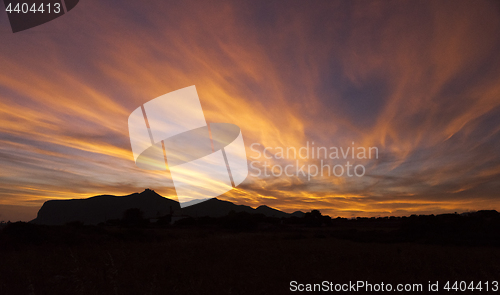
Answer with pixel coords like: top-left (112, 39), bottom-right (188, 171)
top-left (1, 0), bottom-right (499, 221)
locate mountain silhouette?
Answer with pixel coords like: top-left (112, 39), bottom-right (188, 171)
top-left (179, 198), bottom-right (304, 218)
top-left (256, 205), bottom-right (302, 218)
top-left (31, 189), bottom-right (303, 225)
top-left (31, 189), bottom-right (179, 225)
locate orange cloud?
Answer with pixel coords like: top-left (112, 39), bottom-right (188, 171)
top-left (0, 0), bottom-right (499, 220)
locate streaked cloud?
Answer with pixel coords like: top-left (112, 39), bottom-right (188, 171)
top-left (0, 0), bottom-right (499, 220)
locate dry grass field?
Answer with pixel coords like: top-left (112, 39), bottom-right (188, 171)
top-left (1, 222), bottom-right (500, 295)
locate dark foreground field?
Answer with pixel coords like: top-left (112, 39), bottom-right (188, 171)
top-left (1, 219), bottom-right (500, 295)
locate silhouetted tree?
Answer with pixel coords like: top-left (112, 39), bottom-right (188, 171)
top-left (156, 214), bottom-right (172, 226)
top-left (304, 210), bottom-right (331, 227)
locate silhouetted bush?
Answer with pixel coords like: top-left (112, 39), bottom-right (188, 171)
top-left (303, 210), bottom-right (331, 227)
top-left (219, 211), bottom-right (262, 231)
top-left (156, 214), bottom-right (172, 226)
top-left (0, 222), bottom-right (46, 246)
top-left (174, 216), bottom-right (196, 226)
top-left (65, 220), bottom-right (84, 227)
top-left (121, 208), bottom-right (149, 227)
